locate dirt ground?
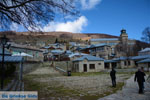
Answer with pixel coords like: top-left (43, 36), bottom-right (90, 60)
top-left (24, 66), bottom-right (132, 100)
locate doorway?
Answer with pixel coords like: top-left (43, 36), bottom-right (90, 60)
top-left (83, 64), bottom-right (87, 72)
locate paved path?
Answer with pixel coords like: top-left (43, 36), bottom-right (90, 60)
top-left (99, 75), bottom-right (150, 100)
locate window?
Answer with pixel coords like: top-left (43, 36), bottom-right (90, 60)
top-left (124, 61), bottom-right (127, 66)
top-left (98, 63), bottom-right (101, 65)
top-left (128, 61), bottom-right (130, 66)
top-left (74, 64), bottom-right (79, 71)
top-left (89, 64), bottom-right (95, 69)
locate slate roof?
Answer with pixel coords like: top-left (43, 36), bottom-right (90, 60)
top-left (137, 58), bottom-right (150, 63)
top-left (0, 56), bottom-right (23, 62)
top-left (69, 42), bottom-right (76, 46)
top-left (113, 56), bottom-right (129, 61)
top-left (104, 60), bottom-right (118, 63)
top-left (73, 55), bottom-right (104, 61)
top-left (69, 53), bottom-right (88, 58)
top-left (90, 38), bottom-right (118, 42)
top-left (51, 50), bottom-right (64, 54)
top-left (80, 44), bottom-right (110, 50)
top-left (93, 44), bottom-right (110, 48)
top-left (75, 47), bottom-right (82, 51)
top-left (139, 48), bottom-right (150, 52)
top-left (131, 55), bottom-right (150, 60)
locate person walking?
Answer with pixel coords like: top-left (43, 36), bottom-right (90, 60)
top-left (141, 67), bottom-right (146, 90)
top-left (134, 67), bottom-right (146, 94)
top-left (110, 68), bottom-right (116, 87)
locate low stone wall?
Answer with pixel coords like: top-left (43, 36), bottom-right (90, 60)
top-left (23, 62), bottom-right (42, 73)
top-left (55, 67), bottom-right (67, 75)
top-left (53, 61), bottom-right (73, 71)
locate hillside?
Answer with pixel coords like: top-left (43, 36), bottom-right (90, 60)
top-left (0, 31), bottom-right (119, 46)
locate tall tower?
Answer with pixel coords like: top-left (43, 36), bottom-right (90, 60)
top-left (120, 29), bottom-right (128, 44)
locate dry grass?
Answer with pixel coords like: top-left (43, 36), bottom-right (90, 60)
top-left (24, 67), bottom-right (132, 100)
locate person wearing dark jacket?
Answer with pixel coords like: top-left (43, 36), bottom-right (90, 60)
top-left (134, 68), bottom-right (146, 94)
top-left (110, 68), bottom-right (116, 87)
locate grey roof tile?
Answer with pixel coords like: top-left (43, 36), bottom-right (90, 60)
top-left (0, 56), bottom-right (23, 62)
top-left (131, 55), bottom-right (150, 60)
top-left (90, 38), bottom-right (118, 42)
top-left (137, 58), bottom-right (150, 63)
top-left (73, 55), bottom-right (104, 61)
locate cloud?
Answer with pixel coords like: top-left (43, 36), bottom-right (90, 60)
top-left (10, 23), bottom-right (19, 31)
top-left (41, 16), bottom-right (87, 33)
top-left (80, 0), bottom-right (102, 10)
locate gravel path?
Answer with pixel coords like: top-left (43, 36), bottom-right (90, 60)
top-left (25, 67), bottom-right (132, 100)
top-left (28, 67), bottom-right (130, 95)
top-left (99, 75), bottom-right (150, 100)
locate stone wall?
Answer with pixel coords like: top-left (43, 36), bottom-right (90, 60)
top-left (53, 61), bottom-right (72, 71)
top-left (23, 62), bottom-right (43, 73)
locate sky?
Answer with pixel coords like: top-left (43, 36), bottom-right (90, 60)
top-left (7, 0), bottom-right (150, 40)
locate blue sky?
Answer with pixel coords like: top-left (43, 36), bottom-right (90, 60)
top-left (81, 0), bottom-right (150, 40)
top-left (3, 0), bottom-right (150, 40)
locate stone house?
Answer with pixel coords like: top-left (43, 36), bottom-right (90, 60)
top-left (104, 57), bottom-right (135, 69)
top-left (90, 29), bottom-right (135, 46)
top-left (137, 58), bottom-right (150, 70)
top-left (80, 44), bottom-right (113, 59)
top-left (69, 53), bottom-right (88, 61)
top-left (138, 48), bottom-right (150, 56)
top-left (10, 45), bottom-right (43, 62)
top-left (48, 43), bottom-right (66, 51)
top-left (72, 55), bottom-right (104, 72)
top-left (89, 44), bottom-right (112, 59)
top-left (90, 29), bottom-right (135, 57)
top-left (131, 55), bottom-right (150, 67)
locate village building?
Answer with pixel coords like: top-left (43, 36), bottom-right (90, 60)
top-left (69, 42), bottom-right (88, 53)
top-left (51, 50), bottom-right (65, 61)
top-left (72, 55), bottom-right (104, 72)
top-left (134, 48), bottom-right (150, 69)
top-left (137, 58), bottom-right (150, 71)
top-left (80, 44), bottom-right (113, 59)
top-left (90, 29), bottom-right (135, 53)
top-left (69, 53), bottom-right (88, 61)
top-left (138, 48), bottom-right (150, 56)
top-left (48, 43), bottom-right (66, 51)
top-left (104, 56), bottom-right (135, 69)
top-left (80, 29), bottom-right (136, 59)
top-left (89, 44), bottom-right (113, 59)
top-left (80, 46), bottom-right (91, 54)
top-left (9, 43), bottom-right (43, 62)
top-left (43, 43), bottom-right (66, 53)
top-left (104, 53), bottom-right (150, 69)
top-left (43, 43), bottom-right (67, 61)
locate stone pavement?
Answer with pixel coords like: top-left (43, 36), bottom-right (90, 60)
top-left (99, 75), bottom-right (150, 100)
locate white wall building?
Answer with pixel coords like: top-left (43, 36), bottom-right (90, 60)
top-left (72, 55), bottom-right (104, 72)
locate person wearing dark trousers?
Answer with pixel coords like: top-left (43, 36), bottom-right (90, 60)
top-left (141, 67), bottom-right (145, 90)
top-left (134, 67), bottom-right (146, 94)
top-left (110, 68), bottom-right (116, 87)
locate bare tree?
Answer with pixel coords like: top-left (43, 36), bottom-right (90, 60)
top-left (0, 0), bottom-right (78, 31)
top-left (141, 27), bottom-right (150, 43)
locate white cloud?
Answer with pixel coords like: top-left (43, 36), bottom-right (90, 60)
top-left (41, 16), bottom-right (87, 33)
top-left (80, 0), bottom-right (102, 10)
top-left (10, 23), bottom-right (19, 31)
